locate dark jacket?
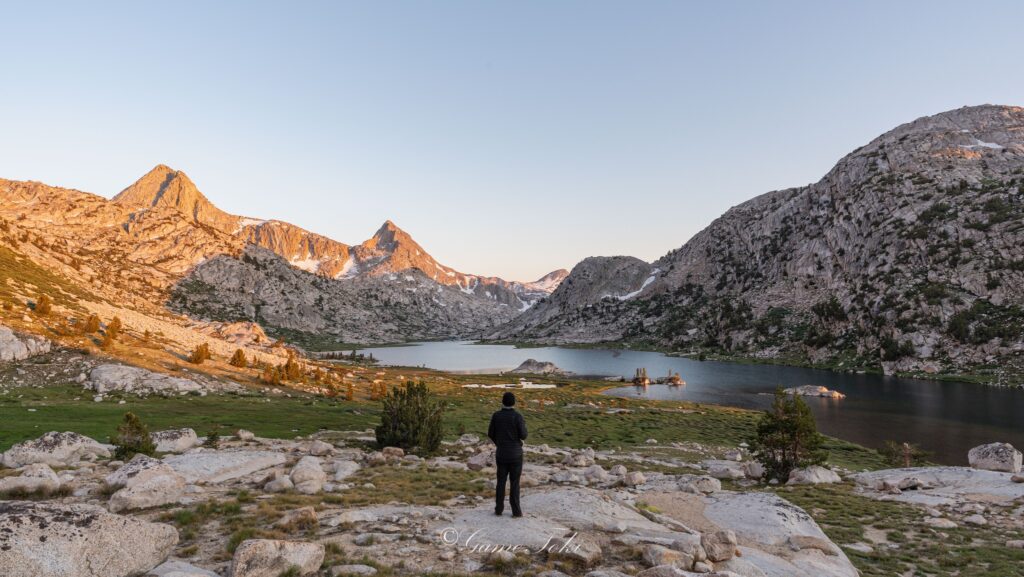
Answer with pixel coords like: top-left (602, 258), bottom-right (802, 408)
top-left (488, 407), bottom-right (528, 463)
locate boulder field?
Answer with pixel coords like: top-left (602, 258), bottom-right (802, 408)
top-left (1, 426), bottom-right (1021, 577)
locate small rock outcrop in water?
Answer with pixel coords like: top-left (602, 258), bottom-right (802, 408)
top-left (632, 367), bottom-right (651, 385)
top-left (784, 385), bottom-right (846, 399)
top-left (510, 358), bottom-right (570, 375)
top-left (968, 442), bottom-right (1022, 473)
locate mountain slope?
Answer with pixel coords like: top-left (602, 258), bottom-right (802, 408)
top-left (492, 105), bottom-right (1024, 382)
top-left (0, 164), bottom-right (565, 345)
top-left (170, 246), bottom-right (518, 343)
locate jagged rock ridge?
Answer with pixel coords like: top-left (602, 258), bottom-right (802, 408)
top-left (113, 168), bottom-right (564, 309)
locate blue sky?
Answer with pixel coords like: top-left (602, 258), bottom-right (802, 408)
top-left (2, 1), bottom-right (1022, 281)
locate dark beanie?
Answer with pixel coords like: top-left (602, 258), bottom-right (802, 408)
top-left (502, 392), bottom-right (516, 407)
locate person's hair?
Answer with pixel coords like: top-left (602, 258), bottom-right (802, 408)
top-left (502, 392), bottom-right (516, 407)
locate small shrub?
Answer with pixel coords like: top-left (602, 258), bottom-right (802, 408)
top-left (750, 387), bottom-right (827, 482)
top-left (878, 441), bottom-right (931, 467)
top-left (111, 412), bottom-right (156, 460)
top-left (375, 381), bottom-right (445, 455)
top-left (204, 426), bottom-right (222, 449)
top-left (83, 314), bottom-right (100, 334)
top-left (345, 383), bottom-right (355, 401)
top-left (188, 343), bottom-right (212, 364)
top-left (34, 294), bottom-right (52, 315)
top-left (811, 296), bottom-right (846, 321)
top-left (226, 528), bottom-right (257, 553)
top-left (106, 317), bottom-right (123, 340)
top-left (2, 301), bottom-right (12, 312)
top-left (229, 348), bottom-right (248, 368)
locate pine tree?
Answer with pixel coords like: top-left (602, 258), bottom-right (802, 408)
top-left (84, 314), bottom-right (101, 334)
top-left (370, 381), bottom-right (388, 401)
top-left (188, 343), bottom-right (212, 364)
top-left (281, 354), bottom-right (302, 381)
top-left (750, 387), bottom-right (828, 482)
top-left (229, 349), bottom-right (248, 368)
top-left (375, 381), bottom-right (445, 455)
top-left (111, 412), bottom-right (156, 460)
top-left (106, 317), bottom-right (123, 340)
top-left (34, 294), bottom-right (52, 316)
top-left (261, 363), bottom-right (281, 385)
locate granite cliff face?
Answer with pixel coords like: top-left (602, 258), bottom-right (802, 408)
top-left (492, 105), bottom-right (1024, 382)
top-left (169, 246), bottom-right (518, 343)
top-left (494, 256), bottom-right (653, 340)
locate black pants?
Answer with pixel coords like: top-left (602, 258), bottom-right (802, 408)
top-left (495, 460), bottom-right (523, 516)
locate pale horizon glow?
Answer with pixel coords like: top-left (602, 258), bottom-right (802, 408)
top-left (1, 1), bottom-right (1023, 282)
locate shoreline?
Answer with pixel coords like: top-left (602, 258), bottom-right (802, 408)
top-left (355, 338), bottom-right (1003, 388)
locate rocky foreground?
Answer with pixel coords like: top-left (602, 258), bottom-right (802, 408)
top-left (2, 423), bottom-right (1022, 577)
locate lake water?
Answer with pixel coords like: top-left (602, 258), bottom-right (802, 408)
top-left (357, 341), bottom-right (1024, 465)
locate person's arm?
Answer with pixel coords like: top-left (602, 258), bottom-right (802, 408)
top-left (487, 413), bottom-right (496, 444)
top-left (517, 412), bottom-right (528, 441)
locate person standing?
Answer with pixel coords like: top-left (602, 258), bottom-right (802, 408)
top-left (487, 391), bottom-right (528, 517)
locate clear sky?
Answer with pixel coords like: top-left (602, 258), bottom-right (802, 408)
top-left (2, 1), bottom-right (1022, 281)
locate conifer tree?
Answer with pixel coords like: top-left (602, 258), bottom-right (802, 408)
top-left (106, 317), bottom-right (123, 340)
top-left (281, 354), bottom-right (302, 381)
top-left (229, 348), bottom-right (248, 368)
top-left (111, 412), bottom-right (156, 460)
top-left (375, 381), bottom-right (445, 455)
top-left (750, 387), bottom-right (828, 482)
top-left (84, 313), bottom-right (101, 334)
top-left (34, 294), bottom-right (52, 315)
top-left (261, 363), bottom-right (281, 385)
top-left (188, 343), bottom-right (212, 364)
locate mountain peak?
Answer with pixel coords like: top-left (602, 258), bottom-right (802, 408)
top-left (112, 164), bottom-right (238, 232)
top-left (362, 219), bottom-right (418, 255)
top-left (375, 219), bottom-right (403, 235)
